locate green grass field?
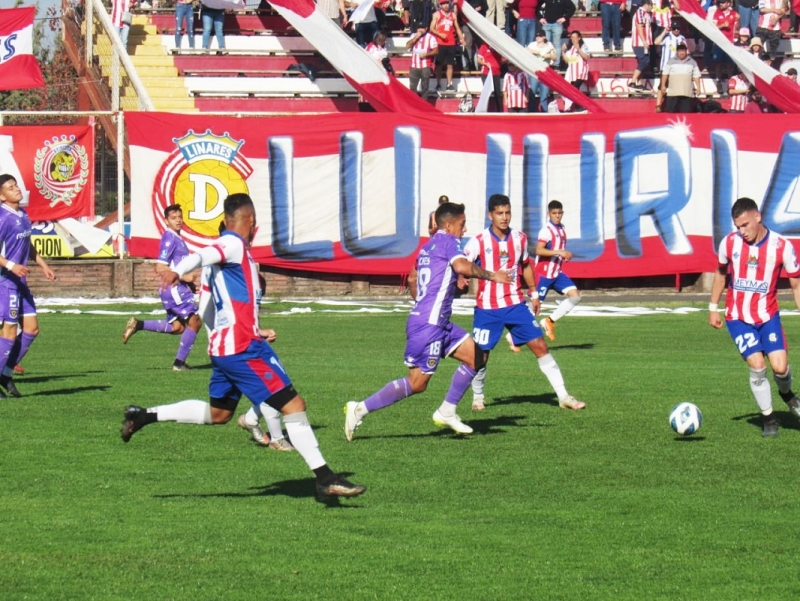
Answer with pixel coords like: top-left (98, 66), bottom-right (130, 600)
top-left (2, 302), bottom-right (799, 600)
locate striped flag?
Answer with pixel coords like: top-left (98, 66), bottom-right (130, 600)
top-left (0, 7), bottom-right (44, 91)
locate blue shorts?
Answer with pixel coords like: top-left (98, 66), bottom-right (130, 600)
top-left (473, 303), bottom-right (542, 350)
top-left (208, 339), bottom-right (293, 407)
top-left (0, 284), bottom-right (36, 325)
top-left (536, 273), bottom-right (577, 302)
top-left (404, 321), bottom-right (471, 374)
top-left (726, 316), bottom-right (787, 359)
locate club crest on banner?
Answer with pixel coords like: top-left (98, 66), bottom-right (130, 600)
top-left (33, 136), bottom-right (90, 207)
top-left (154, 130), bottom-right (253, 244)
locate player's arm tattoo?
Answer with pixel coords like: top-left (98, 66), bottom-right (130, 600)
top-left (468, 262), bottom-right (496, 281)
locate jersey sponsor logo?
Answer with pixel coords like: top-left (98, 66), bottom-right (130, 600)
top-left (733, 277), bottom-right (769, 293)
top-left (33, 135), bottom-right (90, 208)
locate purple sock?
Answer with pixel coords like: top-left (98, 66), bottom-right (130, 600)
top-left (143, 320), bottom-right (172, 333)
top-left (443, 364), bottom-right (477, 406)
top-left (0, 337), bottom-right (15, 374)
top-left (8, 332), bottom-right (36, 368)
top-left (176, 328), bottom-right (197, 363)
top-left (363, 377), bottom-right (412, 413)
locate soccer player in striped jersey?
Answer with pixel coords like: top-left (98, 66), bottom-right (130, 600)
top-left (535, 200), bottom-right (582, 342)
top-left (464, 195), bottom-right (585, 412)
top-left (709, 197), bottom-right (800, 437)
top-left (343, 201), bottom-right (511, 440)
top-left (120, 194), bottom-right (365, 500)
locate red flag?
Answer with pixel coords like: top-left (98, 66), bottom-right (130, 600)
top-left (0, 7), bottom-right (45, 91)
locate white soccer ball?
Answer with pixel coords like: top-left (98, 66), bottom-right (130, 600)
top-left (669, 402), bottom-right (703, 436)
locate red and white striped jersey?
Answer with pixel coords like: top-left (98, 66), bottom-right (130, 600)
top-left (718, 230), bottom-right (800, 325)
top-left (758, 0), bottom-right (784, 31)
top-left (503, 71), bottom-right (529, 109)
top-left (563, 43), bottom-right (590, 82)
top-left (652, 1), bottom-right (673, 29)
top-left (728, 74), bottom-right (750, 111)
top-left (366, 42), bottom-right (388, 63)
top-left (535, 221), bottom-right (568, 279)
top-left (463, 228), bottom-right (530, 310)
top-left (631, 7), bottom-right (653, 47)
top-left (111, 0), bottom-right (133, 28)
top-left (410, 33), bottom-right (439, 69)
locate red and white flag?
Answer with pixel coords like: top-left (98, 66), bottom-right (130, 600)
top-left (677, 0), bottom-right (800, 113)
top-left (0, 7), bottom-right (45, 91)
top-left (454, 0), bottom-right (605, 114)
top-left (268, 0), bottom-right (439, 113)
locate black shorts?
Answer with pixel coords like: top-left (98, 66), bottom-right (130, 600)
top-left (437, 44), bottom-right (458, 66)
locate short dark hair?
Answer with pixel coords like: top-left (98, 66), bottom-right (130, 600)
top-left (224, 193), bottom-right (255, 219)
top-left (163, 203), bottom-right (182, 218)
top-left (0, 174), bottom-right (17, 190)
top-left (787, 68), bottom-right (798, 76)
top-left (731, 197), bottom-right (759, 219)
top-left (435, 201), bottom-right (465, 228)
top-left (488, 194), bottom-right (510, 213)
top-left (548, 200), bottom-right (564, 211)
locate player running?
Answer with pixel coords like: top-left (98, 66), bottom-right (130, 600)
top-left (466, 195), bottom-right (585, 412)
top-left (709, 196), bottom-right (800, 437)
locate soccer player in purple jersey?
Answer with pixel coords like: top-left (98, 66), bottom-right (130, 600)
top-left (121, 204), bottom-right (202, 371)
top-left (120, 194), bottom-right (365, 500)
top-left (343, 201), bottom-right (512, 440)
top-left (0, 174), bottom-right (57, 398)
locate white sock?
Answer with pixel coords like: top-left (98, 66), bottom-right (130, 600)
top-left (244, 406), bottom-right (260, 427)
top-left (773, 366), bottom-right (793, 395)
top-left (538, 353), bottom-right (568, 401)
top-left (437, 401), bottom-right (456, 418)
top-left (283, 411), bottom-right (326, 470)
top-left (551, 295), bottom-right (581, 323)
top-left (750, 367), bottom-right (773, 414)
top-left (259, 402), bottom-right (285, 440)
top-left (472, 366), bottom-right (486, 396)
top-left (354, 401), bottom-right (369, 419)
top-left (154, 400), bottom-right (212, 424)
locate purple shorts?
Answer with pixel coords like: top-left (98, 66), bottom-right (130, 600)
top-left (404, 321), bottom-right (471, 374)
top-left (0, 284), bottom-right (36, 325)
top-left (160, 282), bottom-right (197, 323)
top-left (209, 339), bottom-right (293, 407)
top-left (726, 315), bottom-right (787, 359)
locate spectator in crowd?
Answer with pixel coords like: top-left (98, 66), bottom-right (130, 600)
top-left (749, 35), bottom-right (763, 54)
top-left (431, 0), bottom-right (465, 91)
top-left (728, 68), bottom-right (751, 112)
top-left (787, 67), bottom-right (799, 81)
top-left (651, 0), bottom-right (674, 71)
top-left (175, 0), bottom-right (195, 50)
top-left (487, 0), bottom-right (507, 30)
top-left (527, 29), bottom-right (557, 111)
top-left (347, 0), bottom-right (379, 48)
top-left (629, 0), bottom-right (654, 91)
top-left (656, 42), bottom-right (701, 112)
top-left (460, 0), bottom-right (488, 69)
top-left (476, 40), bottom-right (505, 110)
top-left (655, 20), bottom-right (686, 73)
top-left (201, 0), bottom-right (226, 52)
top-left (756, 0), bottom-right (788, 54)
top-left (599, 0), bottom-right (625, 52)
top-left (738, 0), bottom-right (761, 38)
top-left (744, 87), bottom-right (780, 111)
top-left (712, 0), bottom-right (739, 92)
top-left (539, 0), bottom-right (576, 66)
top-left (111, 0), bottom-right (134, 50)
top-left (503, 63), bottom-right (530, 111)
top-left (407, 26), bottom-right (439, 99)
top-left (511, 0), bottom-right (540, 48)
top-left (735, 26), bottom-right (752, 47)
top-left (562, 30), bottom-right (590, 111)
top-left (317, 0), bottom-right (348, 26)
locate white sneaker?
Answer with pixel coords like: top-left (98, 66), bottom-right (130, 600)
top-left (559, 395), bottom-right (586, 410)
top-left (472, 394), bottom-right (486, 411)
top-left (139, 1), bottom-right (152, 9)
top-left (505, 332), bottom-right (521, 352)
top-left (343, 401), bottom-right (362, 441)
top-left (237, 414), bottom-right (270, 445)
top-left (432, 409), bottom-right (473, 435)
top-left (268, 437), bottom-right (295, 452)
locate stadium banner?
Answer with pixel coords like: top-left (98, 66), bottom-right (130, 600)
top-left (0, 125), bottom-right (95, 221)
top-left (127, 111), bottom-right (800, 278)
top-left (0, 7), bottom-right (45, 91)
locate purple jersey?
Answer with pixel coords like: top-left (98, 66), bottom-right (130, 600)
top-left (408, 232), bottom-right (465, 328)
top-left (157, 228), bottom-right (195, 310)
top-left (157, 229), bottom-right (191, 268)
top-left (0, 203), bottom-right (33, 289)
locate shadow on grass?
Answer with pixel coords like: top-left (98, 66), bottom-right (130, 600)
top-left (673, 436), bottom-right (706, 442)
top-left (28, 385), bottom-right (112, 397)
top-left (144, 363), bottom-right (213, 372)
top-left (734, 410), bottom-right (800, 434)
top-left (538, 343), bottom-right (596, 351)
top-left (353, 414), bottom-right (533, 441)
top-left (12, 372), bottom-right (103, 384)
top-left (489, 394), bottom-right (559, 408)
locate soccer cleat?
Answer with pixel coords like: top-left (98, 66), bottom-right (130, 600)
top-left (13, 364), bottom-right (24, 375)
top-left (505, 332), bottom-right (521, 353)
top-left (237, 414), bottom-right (270, 446)
top-left (0, 375), bottom-right (21, 398)
top-left (559, 395), bottom-right (586, 410)
top-left (120, 405), bottom-right (149, 442)
top-left (343, 401), bottom-right (362, 442)
top-left (268, 437), bottom-right (295, 452)
top-left (316, 476), bottom-right (367, 499)
top-left (172, 363), bottom-right (191, 372)
top-left (432, 409), bottom-right (473, 435)
top-left (762, 414), bottom-right (779, 438)
top-left (786, 397), bottom-right (800, 420)
top-left (122, 317), bottom-right (138, 344)
top-left (541, 316), bottom-right (556, 341)
top-left (471, 394), bottom-right (486, 411)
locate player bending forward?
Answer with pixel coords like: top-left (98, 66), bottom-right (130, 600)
top-left (120, 193), bottom-right (365, 499)
top-left (709, 197), bottom-right (800, 437)
top-left (467, 195), bottom-right (585, 412)
top-left (344, 201), bottom-right (511, 440)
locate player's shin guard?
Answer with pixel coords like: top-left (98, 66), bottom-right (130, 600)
top-left (773, 366), bottom-right (793, 395)
top-left (284, 411), bottom-right (326, 470)
top-left (175, 328), bottom-right (197, 363)
top-left (749, 367), bottom-right (773, 414)
top-left (472, 366), bottom-right (487, 396)
top-left (3, 332), bottom-right (35, 377)
top-left (538, 353), bottom-right (568, 401)
top-left (154, 400), bottom-right (213, 424)
top-left (0, 336), bottom-right (15, 376)
top-left (551, 295), bottom-right (581, 322)
top-left (363, 377), bottom-right (412, 412)
top-left (443, 363), bottom-right (477, 407)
